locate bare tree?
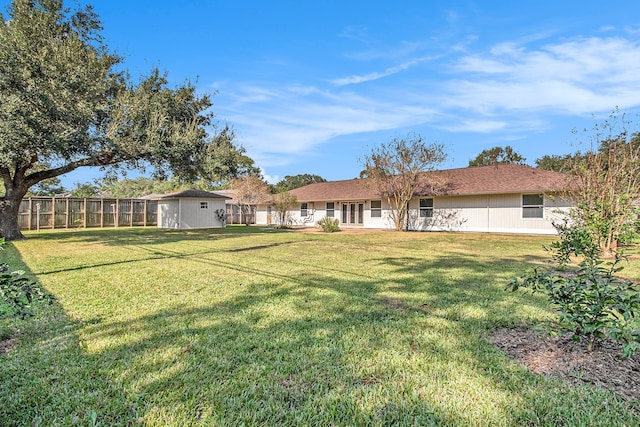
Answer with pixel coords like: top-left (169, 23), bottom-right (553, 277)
top-left (566, 111), bottom-right (640, 257)
top-left (271, 192), bottom-right (298, 228)
top-left (231, 176), bottom-right (271, 225)
top-left (362, 134), bottom-right (447, 231)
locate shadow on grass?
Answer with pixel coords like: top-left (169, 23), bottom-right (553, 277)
top-left (0, 244), bottom-right (141, 425)
top-left (22, 225), bottom-right (282, 247)
top-left (35, 239), bottom-right (302, 277)
top-left (3, 229), bottom-right (638, 425)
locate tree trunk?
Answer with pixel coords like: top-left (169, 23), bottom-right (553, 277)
top-left (0, 194), bottom-right (26, 240)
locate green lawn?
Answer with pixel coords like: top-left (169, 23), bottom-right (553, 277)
top-left (1, 226), bottom-right (638, 426)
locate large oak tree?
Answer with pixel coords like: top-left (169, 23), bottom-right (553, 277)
top-left (0, 0), bottom-right (247, 239)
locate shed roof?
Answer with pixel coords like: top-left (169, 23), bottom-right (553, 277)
top-left (154, 189), bottom-right (232, 200)
top-left (288, 164), bottom-right (569, 202)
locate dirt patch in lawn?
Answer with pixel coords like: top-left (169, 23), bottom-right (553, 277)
top-left (0, 337), bottom-right (16, 355)
top-left (490, 327), bottom-right (640, 400)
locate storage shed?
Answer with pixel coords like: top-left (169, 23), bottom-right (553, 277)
top-left (155, 189), bottom-right (230, 230)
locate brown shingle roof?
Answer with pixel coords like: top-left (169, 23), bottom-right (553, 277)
top-left (288, 179), bottom-right (378, 202)
top-left (429, 164), bottom-right (569, 196)
top-left (288, 164), bottom-right (569, 202)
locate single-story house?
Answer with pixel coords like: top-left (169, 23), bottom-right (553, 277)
top-left (254, 164), bottom-right (573, 235)
top-left (154, 189), bottom-right (230, 229)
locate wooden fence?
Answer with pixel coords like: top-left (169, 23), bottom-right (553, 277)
top-left (18, 197), bottom-right (158, 230)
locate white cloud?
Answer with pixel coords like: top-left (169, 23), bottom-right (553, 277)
top-left (445, 36), bottom-right (640, 115)
top-left (338, 25), bottom-right (369, 42)
top-left (218, 82), bottom-right (439, 167)
top-left (214, 33), bottom-right (640, 169)
top-left (439, 120), bottom-right (507, 133)
top-left (599, 25), bottom-right (616, 32)
top-left (342, 40), bottom-right (427, 61)
top-left (625, 25), bottom-right (640, 35)
top-left (331, 55), bottom-right (437, 86)
top-left (259, 168), bottom-right (279, 184)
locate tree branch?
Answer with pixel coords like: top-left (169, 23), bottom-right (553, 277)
top-left (24, 151), bottom-right (116, 188)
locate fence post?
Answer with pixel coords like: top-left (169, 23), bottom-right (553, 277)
top-left (65, 197), bottom-right (69, 228)
top-left (83, 198), bottom-right (87, 228)
top-left (110, 201), bottom-right (115, 228)
top-left (27, 198), bottom-right (32, 230)
top-left (51, 197), bottom-right (55, 229)
top-left (36, 202), bottom-right (40, 232)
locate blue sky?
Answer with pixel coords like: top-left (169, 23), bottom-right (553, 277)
top-left (8, 0), bottom-right (640, 186)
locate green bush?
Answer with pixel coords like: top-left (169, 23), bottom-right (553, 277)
top-left (0, 323), bottom-right (12, 341)
top-left (0, 239), bottom-right (54, 319)
top-left (317, 217), bottom-right (340, 232)
top-left (508, 223), bottom-right (640, 356)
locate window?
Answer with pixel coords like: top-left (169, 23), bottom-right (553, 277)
top-left (326, 202), bottom-right (335, 218)
top-left (300, 203), bottom-right (308, 217)
top-left (370, 200), bottom-right (382, 218)
top-left (200, 202), bottom-right (208, 209)
top-left (522, 194), bottom-right (544, 218)
top-left (419, 198), bottom-right (434, 218)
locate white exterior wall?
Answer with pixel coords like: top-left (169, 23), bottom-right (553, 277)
top-left (321, 200), bottom-right (392, 229)
top-left (253, 193), bottom-right (570, 235)
top-left (301, 200), bottom-right (392, 229)
top-left (287, 202), bottom-right (318, 226)
top-left (255, 204), bottom-right (270, 225)
top-left (407, 194), bottom-right (571, 234)
top-left (363, 199), bottom-right (393, 229)
top-left (158, 198), bottom-right (226, 229)
top-left (158, 200), bottom-right (180, 229)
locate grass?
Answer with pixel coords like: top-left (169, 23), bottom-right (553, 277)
top-left (1, 226), bottom-right (639, 426)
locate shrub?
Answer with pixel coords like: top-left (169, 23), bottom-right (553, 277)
top-left (508, 223), bottom-right (640, 357)
top-left (0, 239), bottom-right (54, 319)
top-left (317, 217), bottom-right (340, 233)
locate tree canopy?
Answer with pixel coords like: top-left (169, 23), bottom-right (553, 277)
top-left (97, 177), bottom-right (176, 199)
top-left (69, 182), bottom-right (101, 198)
top-left (468, 145), bottom-right (526, 167)
top-left (534, 154), bottom-right (578, 172)
top-left (272, 174), bottom-right (326, 193)
top-left (0, 0), bottom-right (253, 239)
